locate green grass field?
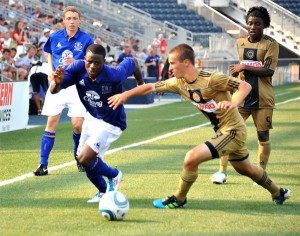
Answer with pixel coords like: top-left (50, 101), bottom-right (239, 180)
top-left (0, 83), bottom-right (299, 235)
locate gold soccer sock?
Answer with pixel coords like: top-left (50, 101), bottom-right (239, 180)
top-left (219, 155), bottom-right (229, 173)
top-left (255, 170), bottom-right (280, 196)
top-left (175, 169), bottom-right (198, 202)
top-left (257, 141), bottom-right (271, 170)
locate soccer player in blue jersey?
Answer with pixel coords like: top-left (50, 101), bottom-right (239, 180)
top-left (49, 44), bottom-right (144, 202)
top-left (33, 6), bottom-right (94, 176)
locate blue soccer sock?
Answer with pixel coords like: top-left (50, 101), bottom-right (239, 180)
top-left (86, 157), bottom-right (118, 179)
top-left (40, 131), bottom-right (55, 166)
top-left (72, 131), bottom-right (81, 159)
top-left (84, 157), bottom-right (119, 192)
top-left (85, 171), bottom-right (107, 193)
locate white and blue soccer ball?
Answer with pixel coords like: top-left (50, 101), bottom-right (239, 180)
top-left (99, 191), bottom-right (129, 221)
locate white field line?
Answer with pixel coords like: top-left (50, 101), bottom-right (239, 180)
top-left (0, 122), bottom-right (210, 187)
top-left (1, 96), bottom-right (299, 187)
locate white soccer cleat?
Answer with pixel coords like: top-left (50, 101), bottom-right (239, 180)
top-left (211, 171), bottom-right (227, 184)
top-left (107, 170), bottom-right (123, 192)
top-left (87, 191), bottom-right (104, 203)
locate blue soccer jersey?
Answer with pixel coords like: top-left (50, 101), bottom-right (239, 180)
top-left (44, 28), bottom-right (94, 70)
top-left (61, 57), bottom-right (136, 130)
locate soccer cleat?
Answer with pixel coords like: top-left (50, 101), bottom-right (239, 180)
top-left (33, 164), bottom-right (48, 176)
top-left (87, 191), bottom-right (104, 203)
top-left (153, 195), bottom-right (187, 209)
top-left (211, 171), bottom-right (227, 184)
top-left (107, 170), bottom-right (123, 192)
top-left (273, 188), bottom-right (291, 205)
top-left (76, 161), bottom-right (85, 172)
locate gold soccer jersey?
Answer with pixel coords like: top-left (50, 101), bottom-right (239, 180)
top-left (236, 35), bottom-right (279, 108)
top-left (154, 71), bottom-right (246, 133)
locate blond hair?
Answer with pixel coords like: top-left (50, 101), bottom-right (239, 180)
top-left (62, 6), bottom-right (82, 18)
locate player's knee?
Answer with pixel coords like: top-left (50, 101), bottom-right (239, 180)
top-left (183, 150), bottom-right (199, 170)
top-left (257, 130), bottom-right (269, 142)
top-left (77, 154), bottom-right (87, 165)
top-left (71, 120), bottom-right (83, 133)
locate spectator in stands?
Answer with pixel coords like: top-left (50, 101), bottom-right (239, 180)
top-left (14, 44), bottom-right (37, 73)
top-left (0, 47), bottom-right (26, 80)
top-left (1, 29), bottom-right (16, 49)
top-left (33, 6), bottom-right (94, 176)
top-left (28, 60), bottom-right (50, 115)
top-left (144, 45), bottom-right (160, 81)
top-left (45, 14), bottom-right (55, 26)
top-left (10, 47), bottom-right (17, 59)
top-left (211, 6), bottom-right (279, 185)
top-left (158, 33), bottom-right (168, 61)
top-left (53, 18), bottom-right (64, 31)
top-left (195, 58), bottom-right (203, 70)
top-left (0, 48), bottom-right (15, 80)
top-left (0, 15), bottom-right (9, 33)
top-left (36, 42), bottom-right (48, 63)
top-left (94, 37), bottom-right (110, 54)
top-left (117, 44), bottom-right (133, 64)
top-left (31, 5), bottom-right (43, 19)
top-left (12, 20), bottom-right (28, 55)
top-left (38, 28), bottom-right (51, 46)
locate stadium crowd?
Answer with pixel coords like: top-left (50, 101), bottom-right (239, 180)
top-left (0, 0), bottom-right (170, 114)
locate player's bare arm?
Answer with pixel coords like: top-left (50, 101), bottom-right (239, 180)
top-left (108, 83), bottom-right (155, 110)
top-left (229, 63), bottom-right (274, 77)
top-left (217, 80), bottom-right (251, 111)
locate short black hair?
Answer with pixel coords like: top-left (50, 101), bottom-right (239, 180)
top-left (246, 6), bottom-right (271, 28)
top-left (86, 44), bottom-right (106, 58)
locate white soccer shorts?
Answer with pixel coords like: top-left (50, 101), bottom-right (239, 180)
top-left (42, 85), bottom-right (86, 117)
top-left (77, 112), bottom-right (122, 158)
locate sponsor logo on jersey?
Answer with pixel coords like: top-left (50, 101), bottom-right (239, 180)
top-left (56, 42), bottom-right (62, 48)
top-left (192, 99), bottom-right (217, 113)
top-left (240, 60), bottom-right (263, 68)
top-left (79, 79), bottom-right (85, 86)
top-left (84, 90), bottom-right (103, 108)
top-left (74, 42), bottom-right (83, 51)
top-left (101, 85), bottom-right (112, 94)
top-left (59, 50), bottom-right (73, 65)
top-left (245, 50), bottom-right (255, 59)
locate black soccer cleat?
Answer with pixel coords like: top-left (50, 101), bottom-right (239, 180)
top-left (76, 161), bottom-right (85, 172)
top-left (33, 164), bottom-right (48, 176)
top-left (273, 188), bottom-right (291, 205)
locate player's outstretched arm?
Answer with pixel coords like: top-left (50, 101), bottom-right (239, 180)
top-left (217, 80), bottom-right (251, 111)
top-left (49, 66), bottom-right (64, 94)
top-left (108, 83), bottom-right (155, 110)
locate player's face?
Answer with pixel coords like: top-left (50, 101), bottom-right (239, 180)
top-left (168, 52), bottom-right (186, 78)
top-left (85, 51), bottom-right (105, 80)
top-left (63, 11), bottom-right (80, 32)
top-left (246, 16), bottom-right (264, 42)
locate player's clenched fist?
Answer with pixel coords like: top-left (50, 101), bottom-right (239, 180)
top-left (50, 66), bottom-right (64, 85)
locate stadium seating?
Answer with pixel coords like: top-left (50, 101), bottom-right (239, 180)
top-left (111, 0), bottom-right (223, 33)
top-left (273, 0), bottom-right (300, 16)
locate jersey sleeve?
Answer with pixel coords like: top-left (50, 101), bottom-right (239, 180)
top-left (43, 36), bottom-right (52, 54)
top-left (263, 41), bottom-right (279, 71)
top-left (210, 72), bottom-right (241, 93)
top-left (111, 57), bottom-right (135, 82)
top-left (154, 77), bottom-right (180, 94)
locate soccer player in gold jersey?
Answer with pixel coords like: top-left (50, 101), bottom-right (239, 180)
top-left (108, 43), bottom-right (291, 208)
top-left (211, 6), bottom-right (280, 184)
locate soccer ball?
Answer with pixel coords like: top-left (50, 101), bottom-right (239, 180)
top-left (99, 191), bottom-right (129, 221)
